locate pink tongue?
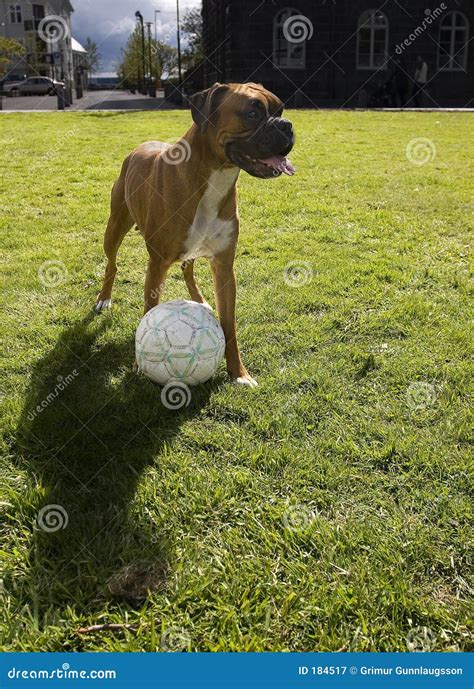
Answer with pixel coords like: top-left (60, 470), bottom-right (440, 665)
top-left (259, 155), bottom-right (295, 176)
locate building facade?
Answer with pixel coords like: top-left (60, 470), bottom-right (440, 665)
top-left (0, 0), bottom-right (78, 87)
top-left (202, 0), bottom-right (473, 107)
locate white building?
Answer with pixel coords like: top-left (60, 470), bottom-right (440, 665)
top-left (72, 36), bottom-right (87, 90)
top-left (0, 0), bottom-right (83, 88)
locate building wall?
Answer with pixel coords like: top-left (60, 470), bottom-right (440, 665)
top-left (202, 0), bottom-right (473, 107)
top-left (0, 0), bottom-right (74, 84)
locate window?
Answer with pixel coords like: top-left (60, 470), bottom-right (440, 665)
top-left (438, 11), bottom-right (469, 71)
top-left (273, 8), bottom-right (307, 69)
top-left (33, 4), bottom-right (45, 20)
top-left (9, 4), bottom-right (22, 23)
top-left (357, 9), bottom-right (388, 70)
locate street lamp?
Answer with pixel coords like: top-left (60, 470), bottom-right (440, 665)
top-left (146, 21), bottom-right (154, 95)
top-left (135, 10), bottom-right (146, 93)
top-left (176, 0), bottom-right (182, 86)
top-left (154, 9), bottom-right (160, 42)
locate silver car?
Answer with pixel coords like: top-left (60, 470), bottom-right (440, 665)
top-left (5, 76), bottom-right (64, 96)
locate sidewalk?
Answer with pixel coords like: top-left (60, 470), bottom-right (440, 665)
top-left (1, 89), bottom-right (182, 112)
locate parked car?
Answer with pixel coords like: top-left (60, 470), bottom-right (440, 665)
top-left (4, 76), bottom-right (65, 96)
top-left (0, 74), bottom-right (27, 93)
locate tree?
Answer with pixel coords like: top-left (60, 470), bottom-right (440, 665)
top-left (0, 37), bottom-right (25, 79)
top-left (116, 26), bottom-right (164, 88)
top-left (181, 7), bottom-right (204, 88)
top-left (152, 42), bottom-right (178, 79)
top-left (181, 7), bottom-right (203, 62)
top-left (83, 37), bottom-right (102, 82)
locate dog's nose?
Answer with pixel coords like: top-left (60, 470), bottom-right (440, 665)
top-left (280, 120), bottom-right (293, 132)
top-left (273, 117), bottom-right (293, 133)
top-left (274, 117), bottom-right (294, 147)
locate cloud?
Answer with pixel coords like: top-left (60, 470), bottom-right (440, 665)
top-left (71, 0), bottom-right (201, 73)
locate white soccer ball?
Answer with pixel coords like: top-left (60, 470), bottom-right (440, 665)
top-left (135, 300), bottom-right (226, 386)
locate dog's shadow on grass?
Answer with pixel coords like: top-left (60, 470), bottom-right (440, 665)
top-left (15, 312), bottom-right (216, 618)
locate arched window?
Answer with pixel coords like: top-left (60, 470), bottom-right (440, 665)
top-left (438, 11), bottom-right (469, 71)
top-left (273, 8), bottom-right (307, 70)
top-left (357, 9), bottom-right (388, 70)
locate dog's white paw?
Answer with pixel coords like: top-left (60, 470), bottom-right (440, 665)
top-left (95, 298), bottom-right (112, 313)
top-left (234, 375), bottom-right (258, 388)
top-left (202, 302), bottom-right (213, 311)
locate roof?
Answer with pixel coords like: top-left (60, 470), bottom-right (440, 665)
top-left (71, 37), bottom-right (87, 53)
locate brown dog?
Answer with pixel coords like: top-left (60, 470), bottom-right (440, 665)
top-left (95, 82), bottom-right (295, 387)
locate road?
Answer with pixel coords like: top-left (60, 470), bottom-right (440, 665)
top-left (1, 89), bottom-right (182, 112)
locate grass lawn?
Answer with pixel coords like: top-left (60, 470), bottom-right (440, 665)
top-left (0, 110), bottom-right (472, 652)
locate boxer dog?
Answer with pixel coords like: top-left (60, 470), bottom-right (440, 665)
top-left (95, 82), bottom-right (295, 387)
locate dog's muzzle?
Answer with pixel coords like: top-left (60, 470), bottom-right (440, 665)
top-left (226, 117), bottom-right (295, 179)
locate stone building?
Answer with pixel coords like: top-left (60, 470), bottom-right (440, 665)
top-left (201, 0), bottom-right (473, 107)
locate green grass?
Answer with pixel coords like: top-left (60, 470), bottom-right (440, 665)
top-left (0, 110), bottom-right (472, 652)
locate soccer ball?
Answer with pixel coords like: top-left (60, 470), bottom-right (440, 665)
top-left (135, 300), bottom-right (226, 386)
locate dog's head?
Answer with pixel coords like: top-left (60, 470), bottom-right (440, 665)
top-left (188, 82), bottom-right (295, 179)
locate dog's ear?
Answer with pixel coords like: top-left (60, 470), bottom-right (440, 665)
top-left (188, 83), bottom-right (229, 133)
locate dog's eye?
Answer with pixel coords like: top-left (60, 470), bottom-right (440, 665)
top-left (246, 110), bottom-right (258, 119)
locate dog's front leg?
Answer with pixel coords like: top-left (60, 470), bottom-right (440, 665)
top-left (210, 250), bottom-right (257, 388)
top-left (133, 252), bottom-right (172, 372)
top-left (143, 252), bottom-right (171, 314)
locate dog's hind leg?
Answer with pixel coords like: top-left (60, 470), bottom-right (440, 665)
top-left (181, 259), bottom-right (212, 310)
top-left (95, 176), bottom-right (134, 313)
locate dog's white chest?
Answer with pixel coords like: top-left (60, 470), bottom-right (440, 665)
top-left (181, 169), bottom-right (238, 261)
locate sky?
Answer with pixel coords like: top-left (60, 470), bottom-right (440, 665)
top-left (71, 0), bottom-right (201, 74)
